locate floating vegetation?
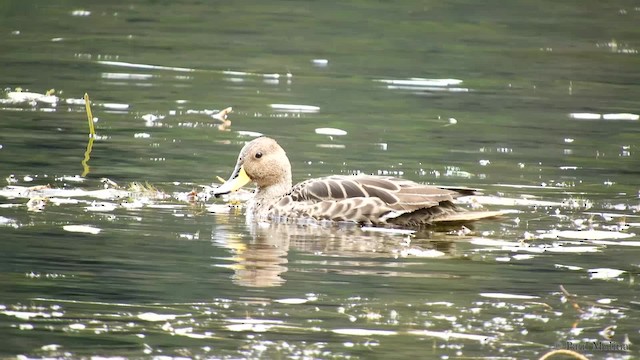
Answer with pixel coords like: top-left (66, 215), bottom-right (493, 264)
top-left (0, 177), bottom-right (188, 218)
top-left (0, 88), bottom-right (132, 114)
top-left (2, 88), bottom-right (58, 106)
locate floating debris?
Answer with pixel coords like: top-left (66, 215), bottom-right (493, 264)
top-left (58, 175), bottom-right (85, 183)
top-left (62, 225), bottom-right (101, 235)
top-left (312, 59), bottom-right (329, 67)
top-left (569, 112), bottom-right (639, 121)
top-left (470, 237), bottom-right (601, 254)
top-left (147, 204), bottom-right (187, 209)
top-left (596, 298), bottom-right (615, 304)
top-left (224, 318), bottom-right (284, 332)
top-left (141, 114), bottom-right (163, 123)
top-left (71, 10), bottom-right (91, 16)
top-left (40, 344), bottom-right (61, 351)
top-left (479, 293), bottom-right (539, 300)
top-left (406, 329), bottom-right (492, 343)
top-left (236, 130), bottom-right (263, 137)
top-left (65, 98), bottom-right (86, 105)
top-left (376, 78), bottom-right (468, 92)
top-left (399, 248), bottom-right (445, 258)
top-left (101, 72), bottom-right (153, 80)
top-left (26, 197), bottom-right (48, 212)
top-left (98, 60), bottom-right (194, 73)
top-left (361, 227), bottom-right (415, 235)
top-left (603, 113), bottom-right (639, 120)
top-left (67, 323), bottom-right (86, 330)
top-left (101, 103), bottom-right (129, 110)
top-left (332, 328), bottom-right (396, 336)
top-left (138, 312), bottom-right (177, 322)
top-left (207, 204), bottom-right (232, 213)
top-left (226, 323), bottom-right (273, 332)
top-left (274, 298), bottom-right (308, 305)
top-left (270, 104), bottom-right (320, 113)
top-left (316, 144), bottom-right (345, 149)
top-left (85, 202), bottom-right (117, 212)
top-left (569, 112), bottom-right (601, 120)
top-left (459, 195), bottom-right (561, 207)
top-left (588, 268), bottom-right (626, 280)
top-left (549, 230), bottom-right (634, 240)
top-left (3, 89), bottom-right (58, 106)
top-left (222, 70), bottom-right (252, 76)
top-left (377, 78), bottom-right (463, 87)
top-left (512, 254), bottom-right (535, 260)
top-left (375, 142), bottom-right (388, 151)
top-left (0, 216), bottom-right (18, 228)
top-left (315, 128), bottom-right (347, 136)
top-left (554, 264), bottom-right (583, 271)
top-left (545, 246), bottom-right (601, 253)
top-left (49, 198), bottom-right (80, 205)
top-left (212, 107), bottom-right (232, 123)
top-left (591, 240), bottom-right (640, 247)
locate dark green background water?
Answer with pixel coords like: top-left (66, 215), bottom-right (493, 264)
top-left (0, 1), bottom-right (639, 358)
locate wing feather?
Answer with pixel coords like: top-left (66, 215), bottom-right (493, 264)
top-left (280, 175), bottom-right (487, 225)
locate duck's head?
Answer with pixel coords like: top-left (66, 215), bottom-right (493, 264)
top-left (213, 137), bottom-right (292, 197)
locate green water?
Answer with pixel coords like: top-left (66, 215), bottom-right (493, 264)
top-left (1, 1), bottom-right (639, 358)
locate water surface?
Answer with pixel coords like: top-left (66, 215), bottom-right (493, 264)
top-left (1, 1), bottom-right (639, 358)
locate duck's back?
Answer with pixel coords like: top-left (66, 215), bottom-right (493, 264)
top-left (267, 175), bottom-right (500, 226)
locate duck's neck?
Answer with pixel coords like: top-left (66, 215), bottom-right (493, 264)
top-left (255, 178), bottom-right (292, 204)
top-left (248, 180), bottom-right (290, 220)
top-left (250, 155), bottom-right (293, 216)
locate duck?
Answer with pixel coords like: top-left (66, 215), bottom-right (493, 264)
top-left (213, 137), bottom-right (504, 227)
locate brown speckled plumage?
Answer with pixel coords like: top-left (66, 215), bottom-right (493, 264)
top-left (213, 137), bottom-right (503, 227)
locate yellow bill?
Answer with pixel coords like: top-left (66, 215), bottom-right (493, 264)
top-left (213, 165), bottom-right (251, 197)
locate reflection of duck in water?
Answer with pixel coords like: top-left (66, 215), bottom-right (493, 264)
top-left (213, 137), bottom-right (504, 227)
top-left (216, 221), bottom-right (461, 288)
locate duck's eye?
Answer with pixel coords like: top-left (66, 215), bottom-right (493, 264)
top-left (255, 152), bottom-right (263, 159)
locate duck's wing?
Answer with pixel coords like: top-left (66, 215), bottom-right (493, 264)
top-left (290, 175), bottom-right (465, 204)
top-left (273, 175), bottom-right (490, 225)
